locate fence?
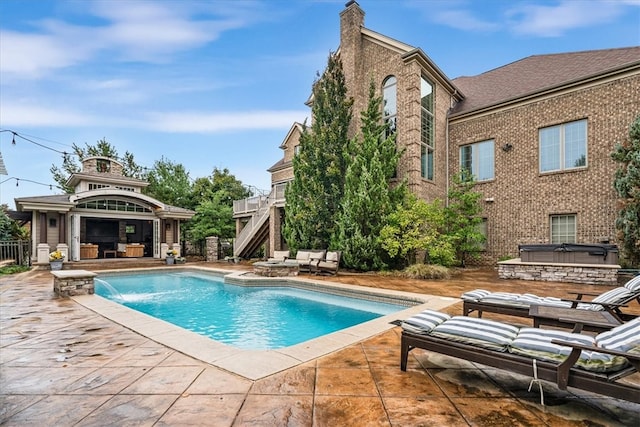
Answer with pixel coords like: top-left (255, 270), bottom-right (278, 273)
top-left (0, 240), bottom-right (31, 266)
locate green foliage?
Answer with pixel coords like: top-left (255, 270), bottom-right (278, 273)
top-left (444, 171), bottom-right (486, 267)
top-left (185, 168), bottom-right (250, 241)
top-left (50, 138), bottom-right (143, 193)
top-left (0, 208), bottom-right (28, 241)
top-left (187, 196), bottom-right (235, 240)
top-left (0, 265), bottom-right (31, 275)
top-left (335, 80), bottom-right (407, 271)
top-left (143, 157), bottom-right (192, 208)
top-left (379, 195), bottom-right (455, 268)
top-left (611, 115), bottom-right (640, 267)
top-left (283, 52), bottom-right (353, 251)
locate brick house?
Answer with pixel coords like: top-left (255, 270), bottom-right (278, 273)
top-left (233, 1), bottom-right (640, 265)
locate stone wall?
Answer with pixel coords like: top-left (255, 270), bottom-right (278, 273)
top-left (51, 270), bottom-right (97, 297)
top-left (498, 260), bottom-right (619, 286)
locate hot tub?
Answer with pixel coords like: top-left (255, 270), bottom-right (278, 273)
top-left (518, 243), bottom-right (618, 265)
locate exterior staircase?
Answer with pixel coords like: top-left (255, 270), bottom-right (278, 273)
top-left (233, 192), bottom-right (272, 258)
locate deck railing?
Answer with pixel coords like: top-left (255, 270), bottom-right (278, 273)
top-left (232, 181), bottom-right (289, 256)
top-left (0, 240), bottom-right (31, 266)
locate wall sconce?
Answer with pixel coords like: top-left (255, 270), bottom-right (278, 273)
top-left (165, 222), bottom-right (171, 230)
top-left (501, 143), bottom-right (513, 152)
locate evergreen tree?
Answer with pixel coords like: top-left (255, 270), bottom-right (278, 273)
top-left (611, 115), bottom-right (640, 267)
top-left (335, 81), bottom-right (406, 270)
top-left (283, 52), bottom-right (353, 252)
top-left (444, 171), bottom-right (486, 267)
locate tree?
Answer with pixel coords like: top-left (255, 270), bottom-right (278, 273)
top-left (283, 52), bottom-right (353, 252)
top-left (143, 157), bottom-right (192, 208)
top-left (611, 115), bottom-right (640, 267)
top-left (379, 195), bottom-right (455, 268)
top-left (444, 171), bottom-right (486, 267)
top-left (0, 207), bottom-right (28, 241)
top-left (50, 138), bottom-right (143, 193)
top-left (335, 80), bottom-right (406, 270)
top-left (185, 168), bottom-right (251, 241)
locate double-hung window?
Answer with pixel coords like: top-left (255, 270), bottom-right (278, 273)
top-left (539, 119), bottom-right (587, 173)
top-left (460, 140), bottom-right (494, 181)
top-left (420, 77), bottom-right (434, 180)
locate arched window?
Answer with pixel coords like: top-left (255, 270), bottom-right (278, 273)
top-left (382, 76), bottom-right (397, 136)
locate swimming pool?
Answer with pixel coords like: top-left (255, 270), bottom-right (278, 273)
top-left (96, 271), bottom-right (406, 350)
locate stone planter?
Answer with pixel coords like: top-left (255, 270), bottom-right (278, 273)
top-left (166, 256), bottom-right (175, 265)
top-left (50, 260), bottom-right (63, 271)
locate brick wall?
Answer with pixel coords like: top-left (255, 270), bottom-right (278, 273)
top-left (449, 75), bottom-right (640, 262)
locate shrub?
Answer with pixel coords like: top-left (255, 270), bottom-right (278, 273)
top-left (400, 263), bottom-right (451, 280)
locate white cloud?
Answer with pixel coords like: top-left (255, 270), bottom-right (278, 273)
top-left (506, 0), bottom-right (636, 37)
top-left (0, 101), bottom-right (306, 135)
top-left (0, 0), bottom-right (266, 78)
top-left (0, 30), bottom-right (93, 78)
top-left (431, 9), bottom-right (499, 32)
top-left (0, 104), bottom-right (98, 127)
top-left (144, 110), bottom-right (308, 133)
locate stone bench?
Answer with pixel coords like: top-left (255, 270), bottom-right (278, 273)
top-left (51, 270), bottom-right (97, 297)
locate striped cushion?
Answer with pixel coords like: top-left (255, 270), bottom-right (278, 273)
top-left (479, 292), bottom-right (527, 307)
top-left (402, 310), bottom-right (450, 334)
top-left (596, 317), bottom-right (640, 353)
top-left (624, 275), bottom-right (640, 293)
top-left (429, 316), bottom-right (519, 351)
top-left (578, 287), bottom-right (632, 311)
top-left (460, 289), bottom-right (491, 301)
top-left (510, 328), bottom-right (628, 373)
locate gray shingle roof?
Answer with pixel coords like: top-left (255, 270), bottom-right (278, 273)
top-left (450, 47), bottom-right (640, 116)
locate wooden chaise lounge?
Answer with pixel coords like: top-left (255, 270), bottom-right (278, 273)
top-left (400, 311), bottom-right (640, 403)
top-left (461, 275), bottom-right (640, 322)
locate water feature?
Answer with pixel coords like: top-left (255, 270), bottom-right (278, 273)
top-left (94, 278), bottom-right (125, 301)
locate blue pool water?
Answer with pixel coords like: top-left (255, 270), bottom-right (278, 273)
top-left (96, 272), bottom-right (405, 350)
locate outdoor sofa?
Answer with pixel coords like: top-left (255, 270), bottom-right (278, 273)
top-left (461, 275), bottom-right (640, 322)
top-left (400, 310), bottom-right (640, 403)
top-left (292, 250), bottom-right (326, 273)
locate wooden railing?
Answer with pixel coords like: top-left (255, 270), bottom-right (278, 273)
top-left (0, 240), bottom-right (31, 266)
top-left (233, 182), bottom-right (288, 216)
top-left (232, 182), bottom-right (290, 257)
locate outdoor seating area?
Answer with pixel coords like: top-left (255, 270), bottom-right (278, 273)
top-left (461, 275), bottom-right (640, 322)
top-left (400, 311), bottom-right (640, 404)
top-left (284, 249), bottom-right (341, 275)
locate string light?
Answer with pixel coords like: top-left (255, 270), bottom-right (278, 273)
top-left (0, 176), bottom-right (61, 190)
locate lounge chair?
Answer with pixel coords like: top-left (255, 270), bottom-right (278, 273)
top-left (267, 250), bottom-right (290, 262)
top-left (400, 310), bottom-right (640, 403)
top-left (461, 275), bottom-right (640, 322)
top-left (315, 250), bottom-right (341, 275)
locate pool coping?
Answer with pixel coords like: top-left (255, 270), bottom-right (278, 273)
top-left (72, 266), bottom-right (460, 380)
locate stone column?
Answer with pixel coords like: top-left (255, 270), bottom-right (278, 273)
top-left (206, 236), bottom-right (219, 262)
top-left (37, 243), bottom-right (50, 264)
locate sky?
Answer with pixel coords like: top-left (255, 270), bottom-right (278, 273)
top-left (1, 0), bottom-right (639, 208)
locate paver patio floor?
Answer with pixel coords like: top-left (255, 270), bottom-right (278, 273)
top-left (1, 263), bottom-right (639, 426)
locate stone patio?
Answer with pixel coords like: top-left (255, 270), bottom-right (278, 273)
top-left (1, 263), bottom-right (639, 426)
